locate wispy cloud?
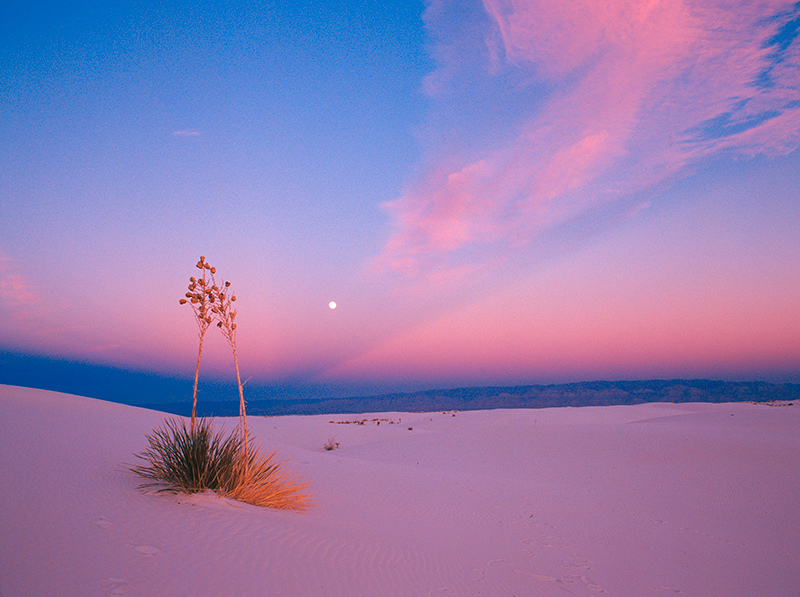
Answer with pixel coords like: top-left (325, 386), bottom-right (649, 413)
top-left (375, 0), bottom-right (800, 278)
top-left (0, 251), bottom-right (39, 308)
top-left (172, 129), bottom-right (203, 137)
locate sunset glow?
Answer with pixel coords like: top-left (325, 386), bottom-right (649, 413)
top-left (1, 0), bottom-right (798, 399)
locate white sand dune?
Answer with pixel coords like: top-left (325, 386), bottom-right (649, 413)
top-left (1, 384), bottom-right (798, 597)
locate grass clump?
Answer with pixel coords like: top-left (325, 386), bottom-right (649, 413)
top-left (131, 418), bottom-right (239, 494)
top-left (131, 418), bottom-right (309, 510)
top-left (131, 256), bottom-right (309, 510)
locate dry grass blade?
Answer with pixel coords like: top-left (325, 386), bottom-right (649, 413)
top-left (222, 445), bottom-right (310, 510)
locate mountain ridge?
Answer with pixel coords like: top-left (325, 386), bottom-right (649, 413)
top-left (143, 379), bottom-right (800, 417)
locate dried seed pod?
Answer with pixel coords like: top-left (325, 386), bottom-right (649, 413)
top-left (185, 292), bottom-right (192, 298)
top-left (206, 316), bottom-right (212, 324)
top-left (231, 295), bottom-right (236, 301)
top-left (225, 281), bottom-right (231, 287)
top-left (179, 299), bottom-right (187, 305)
top-left (190, 276), bottom-right (196, 283)
top-left (200, 256), bottom-right (205, 262)
top-left (198, 279), bottom-right (205, 286)
top-left (196, 262), bottom-right (203, 269)
top-left (210, 267), bottom-right (216, 274)
top-left (217, 322), bottom-right (223, 328)
top-left (219, 293), bottom-right (225, 301)
top-left (191, 298), bottom-right (199, 304)
top-left (205, 263), bottom-right (211, 270)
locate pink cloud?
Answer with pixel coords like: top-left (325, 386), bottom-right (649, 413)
top-left (0, 252), bottom-right (39, 308)
top-left (376, 0), bottom-right (800, 278)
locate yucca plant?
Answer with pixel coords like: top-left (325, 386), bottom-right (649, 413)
top-left (130, 418), bottom-right (309, 509)
top-left (130, 256), bottom-right (309, 510)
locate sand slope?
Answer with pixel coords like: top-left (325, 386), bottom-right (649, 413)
top-left (1, 384), bottom-right (798, 596)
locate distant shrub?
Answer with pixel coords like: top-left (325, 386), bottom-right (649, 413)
top-left (323, 436), bottom-right (339, 451)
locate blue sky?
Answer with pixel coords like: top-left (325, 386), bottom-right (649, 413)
top-left (1, 0), bottom-right (799, 403)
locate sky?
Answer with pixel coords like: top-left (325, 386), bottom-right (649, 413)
top-left (1, 0), bottom-right (799, 402)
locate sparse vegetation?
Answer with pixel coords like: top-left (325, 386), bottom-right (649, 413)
top-left (330, 416), bottom-right (400, 425)
top-left (323, 436), bottom-right (339, 451)
top-left (131, 256), bottom-right (309, 510)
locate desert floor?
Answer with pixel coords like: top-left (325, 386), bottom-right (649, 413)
top-left (1, 384), bottom-right (798, 596)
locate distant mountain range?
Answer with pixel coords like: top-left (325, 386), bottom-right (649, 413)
top-left (144, 379), bottom-right (800, 417)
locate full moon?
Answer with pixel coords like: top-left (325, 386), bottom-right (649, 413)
top-left (328, 301), bottom-right (337, 309)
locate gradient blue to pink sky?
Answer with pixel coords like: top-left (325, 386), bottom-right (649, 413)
top-left (2, 0), bottom-right (799, 399)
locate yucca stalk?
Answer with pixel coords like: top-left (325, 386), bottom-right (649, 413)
top-left (214, 278), bottom-right (249, 457)
top-left (179, 255), bottom-right (218, 435)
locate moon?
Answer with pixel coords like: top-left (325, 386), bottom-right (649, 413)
top-left (328, 301), bottom-right (337, 309)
